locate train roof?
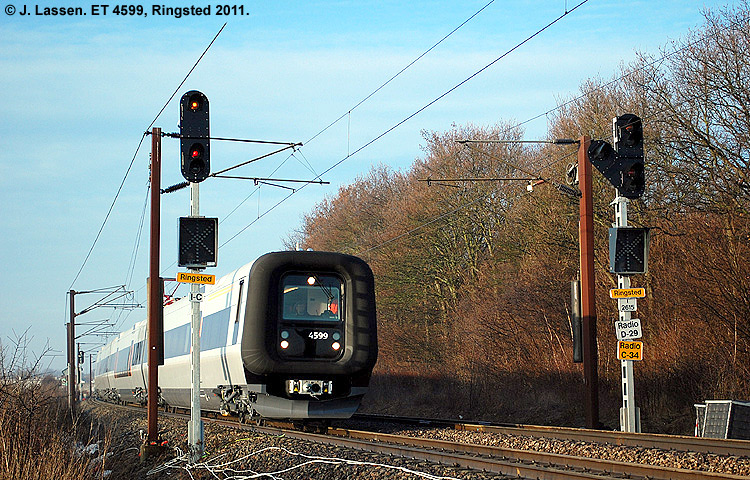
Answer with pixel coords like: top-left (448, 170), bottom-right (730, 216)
top-left (95, 258), bottom-right (258, 362)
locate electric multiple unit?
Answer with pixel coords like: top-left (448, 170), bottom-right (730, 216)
top-left (93, 251), bottom-right (377, 421)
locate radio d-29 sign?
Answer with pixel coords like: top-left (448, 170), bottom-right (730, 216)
top-left (615, 318), bottom-right (642, 340)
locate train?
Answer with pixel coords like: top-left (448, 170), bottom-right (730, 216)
top-left (93, 250), bottom-right (377, 422)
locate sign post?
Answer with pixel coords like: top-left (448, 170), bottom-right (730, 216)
top-left (178, 90), bottom-right (212, 464)
top-left (188, 183), bottom-right (204, 463)
top-left (590, 114), bottom-right (647, 433)
top-left (613, 195), bottom-right (641, 432)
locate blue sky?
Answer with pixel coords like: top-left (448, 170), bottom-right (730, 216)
top-left (0, 0), bottom-right (731, 372)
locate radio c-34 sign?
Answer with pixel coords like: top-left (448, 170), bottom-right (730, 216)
top-left (617, 340), bottom-right (643, 361)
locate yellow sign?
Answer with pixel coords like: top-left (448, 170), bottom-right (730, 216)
top-left (176, 272), bottom-right (216, 285)
top-left (617, 341), bottom-right (643, 361)
top-left (610, 288), bottom-right (646, 299)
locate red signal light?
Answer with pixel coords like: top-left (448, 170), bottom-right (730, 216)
top-left (180, 90), bottom-right (209, 183)
top-left (188, 94), bottom-right (203, 111)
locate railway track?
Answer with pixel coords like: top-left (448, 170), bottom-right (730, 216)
top-left (271, 423), bottom-right (748, 480)
top-left (95, 401), bottom-right (750, 479)
top-left (350, 412), bottom-right (750, 456)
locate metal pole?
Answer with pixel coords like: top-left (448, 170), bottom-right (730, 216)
top-left (189, 181), bottom-right (204, 463)
top-left (578, 136), bottom-right (600, 429)
top-left (614, 196), bottom-right (640, 432)
top-left (147, 127), bottom-right (162, 443)
top-left (77, 342), bottom-right (81, 400)
top-left (68, 290), bottom-right (76, 416)
top-left (89, 353), bottom-right (93, 400)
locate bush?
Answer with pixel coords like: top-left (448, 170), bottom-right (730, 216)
top-left (0, 333), bottom-right (110, 479)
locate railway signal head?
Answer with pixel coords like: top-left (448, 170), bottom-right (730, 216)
top-left (613, 114), bottom-right (645, 199)
top-left (180, 91), bottom-right (210, 183)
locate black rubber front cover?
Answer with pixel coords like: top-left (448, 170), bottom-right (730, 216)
top-left (241, 251), bottom-right (377, 377)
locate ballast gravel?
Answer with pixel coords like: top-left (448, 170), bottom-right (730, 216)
top-left (85, 402), bottom-right (750, 479)
top-left (86, 403), bottom-right (499, 479)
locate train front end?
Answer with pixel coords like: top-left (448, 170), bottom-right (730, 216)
top-left (241, 251), bottom-right (377, 419)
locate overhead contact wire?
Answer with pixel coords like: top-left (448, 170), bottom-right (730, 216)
top-left (221, 0), bottom-right (590, 250)
top-left (68, 23), bottom-right (227, 290)
top-left (304, 0), bottom-right (497, 145)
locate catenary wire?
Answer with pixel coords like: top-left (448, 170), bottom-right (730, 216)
top-left (513, 11), bottom-right (749, 130)
top-left (304, 0), bottom-right (497, 146)
top-left (237, 4), bottom-right (746, 258)
top-left (220, 0), bottom-right (591, 249)
top-left (211, 0), bottom-right (500, 230)
top-left (67, 23), bottom-right (227, 292)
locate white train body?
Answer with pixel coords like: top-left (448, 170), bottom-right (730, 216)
top-left (94, 251), bottom-right (377, 420)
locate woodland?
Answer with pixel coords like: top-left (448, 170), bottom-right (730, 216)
top-left (288, 5), bottom-right (750, 433)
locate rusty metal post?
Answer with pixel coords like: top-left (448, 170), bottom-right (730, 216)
top-left (147, 127), bottom-right (162, 444)
top-left (68, 290), bottom-right (76, 416)
top-left (578, 136), bottom-right (600, 429)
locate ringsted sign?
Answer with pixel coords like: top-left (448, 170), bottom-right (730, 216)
top-left (176, 272), bottom-right (216, 285)
top-left (609, 288), bottom-right (646, 299)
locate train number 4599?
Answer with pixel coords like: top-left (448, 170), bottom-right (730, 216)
top-left (308, 331), bottom-right (329, 340)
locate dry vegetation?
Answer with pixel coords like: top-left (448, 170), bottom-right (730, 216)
top-left (0, 332), bottom-right (112, 479)
top-left (289, 4), bottom-right (750, 433)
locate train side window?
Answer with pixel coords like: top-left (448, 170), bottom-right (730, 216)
top-left (281, 273), bottom-right (343, 322)
top-left (201, 307), bottom-right (231, 351)
top-left (164, 324), bottom-right (190, 359)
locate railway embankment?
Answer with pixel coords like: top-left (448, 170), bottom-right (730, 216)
top-left (85, 400), bottom-right (750, 480)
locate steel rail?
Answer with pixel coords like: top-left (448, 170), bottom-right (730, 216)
top-left (324, 426), bottom-right (747, 480)
top-left (255, 424), bottom-right (608, 480)
top-left (352, 413), bottom-right (750, 457)
top-left (93, 402), bottom-right (748, 480)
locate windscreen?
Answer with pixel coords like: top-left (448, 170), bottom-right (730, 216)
top-left (281, 274), bottom-right (342, 322)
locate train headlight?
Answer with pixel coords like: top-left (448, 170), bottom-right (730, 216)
top-left (280, 340), bottom-right (289, 349)
top-left (286, 379), bottom-right (332, 396)
top-left (331, 342), bottom-right (341, 351)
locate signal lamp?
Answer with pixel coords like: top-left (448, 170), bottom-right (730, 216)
top-left (178, 216), bottom-right (218, 268)
top-left (180, 90), bottom-right (210, 183)
top-left (609, 227), bottom-right (650, 275)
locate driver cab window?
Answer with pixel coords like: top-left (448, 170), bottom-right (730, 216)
top-left (281, 274), bottom-right (342, 322)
